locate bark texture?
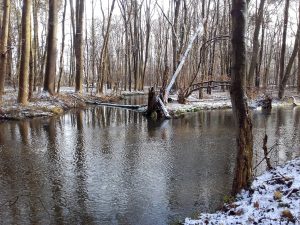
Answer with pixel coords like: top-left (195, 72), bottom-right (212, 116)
top-left (44, 0), bottom-right (58, 94)
top-left (230, 0), bottom-right (254, 196)
top-left (247, 0), bottom-right (265, 87)
top-left (74, 0), bottom-right (84, 93)
top-left (0, 0), bottom-right (11, 101)
top-left (18, 0), bottom-right (31, 105)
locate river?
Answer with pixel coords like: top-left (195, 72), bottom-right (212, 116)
top-left (0, 101), bottom-right (299, 225)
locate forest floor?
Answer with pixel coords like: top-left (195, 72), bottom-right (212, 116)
top-left (0, 87), bottom-right (298, 120)
top-left (185, 157), bottom-right (300, 225)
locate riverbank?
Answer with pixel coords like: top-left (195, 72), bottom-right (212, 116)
top-left (167, 90), bottom-right (295, 117)
top-left (0, 89), bottom-right (122, 120)
top-left (0, 87), bottom-right (297, 120)
top-left (185, 157), bottom-right (300, 225)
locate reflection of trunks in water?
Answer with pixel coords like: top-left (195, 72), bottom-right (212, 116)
top-left (0, 107), bottom-right (300, 225)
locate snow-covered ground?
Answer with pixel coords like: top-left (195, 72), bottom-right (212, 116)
top-left (166, 90), bottom-right (297, 116)
top-left (0, 87), bottom-right (297, 119)
top-left (167, 92), bottom-right (232, 115)
top-left (185, 158), bottom-right (300, 225)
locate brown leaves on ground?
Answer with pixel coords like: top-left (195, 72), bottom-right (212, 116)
top-left (274, 191), bottom-right (283, 200)
top-left (281, 209), bottom-right (295, 222)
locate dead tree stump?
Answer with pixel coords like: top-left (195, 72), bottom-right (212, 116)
top-left (146, 87), bottom-right (171, 119)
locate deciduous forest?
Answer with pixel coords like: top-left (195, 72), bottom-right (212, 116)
top-left (0, 0), bottom-right (300, 224)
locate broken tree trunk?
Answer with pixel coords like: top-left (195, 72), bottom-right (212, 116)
top-left (146, 87), bottom-right (171, 119)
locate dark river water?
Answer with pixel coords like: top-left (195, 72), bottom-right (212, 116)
top-left (0, 100), bottom-right (299, 225)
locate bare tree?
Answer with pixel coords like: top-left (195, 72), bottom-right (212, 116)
top-left (230, 0), bottom-right (253, 195)
top-left (74, 0), bottom-right (84, 93)
top-left (0, 0), bottom-right (11, 101)
top-left (44, 0), bottom-right (58, 94)
top-left (298, 4), bottom-right (300, 94)
top-left (278, 0), bottom-right (289, 84)
top-left (57, 0), bottom-right (67, 93)
top-left (278, 12), bottom-right (300, 99)
top-left (97, 0), bottom-right (116, 94)
top-left (18, 0), bottom-right (32, 105)
top-left (247, 0), bottom-right (266, 88)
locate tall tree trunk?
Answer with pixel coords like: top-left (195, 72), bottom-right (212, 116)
top-left (298, 5), bottom-right (300, 94)
top-left (262, 36), bottom-right (275, 90)
top-left (90, 0), bottom-right (96, 94)
top-left (278, 0), bottom-right (289, 85)
top-left (28, 38), bottom-right (33, 99)
top-left (44, 0), bottom-right (58, 94)
top-left (32, 0), bottom-right (40, 92)
top-left (278, 23), bottom-right (300, 99)
top-left (18, 0), bottom-right (32, 105)
top-left (74, 0), bottom-right (84, 93)
top-left (247, 0), bottom-right (265, 88)
top-left (172, 0), bottom-right (181, 83)
top-left (0, 0), bottom-right (11, 101)
top-left (231, 0), bottom-right (254, 196)
top-left (97, 0), bottom-right (116, 94)
top-left (255, 20), bottom-right (265, 88)
top-left (141, 0), bottom-right (151, 91)
top-left (57, 0), bottom-right (67, 93)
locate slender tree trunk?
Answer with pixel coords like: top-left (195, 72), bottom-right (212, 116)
top-left (247, 0), bottom-right (265, 88)
top-left (74, 0), bottom-right (84, 93)
top-left (278, 0), bottom-right (289, 85)
top-left (90, 0), bottom-right (96, 94)
top-left (172, 0), bottom-right (181, 80)
top-left (28, 38), bottom-right (34, 99)
top-left (57, 0), bottom-right (67, 93)
top-left (32, 0), bottom-right (39, 92)
top-left (18, 0), bottom-right (32, 105)
top-left (97, 0), bottom-right (116, 94)
top-left (262, 37), bottom-right (274, 90)
top-left (44, 0), bottom-right (58, 94)
top-left (0, 0), bottom-right (11, 101)
top-left (255, 20), bottom-right (265, 88)
top-left (231, 0), bottom-right (253, 196)
top-left (278, 23), bottom-right (300, 99)
top-left (298, 5), bottom-right (300, 94)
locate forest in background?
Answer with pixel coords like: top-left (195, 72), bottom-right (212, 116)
top-left (0, 0), bottom-right (299, 104)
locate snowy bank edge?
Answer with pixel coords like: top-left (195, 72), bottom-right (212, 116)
top-left (185, 157), bottom-right (300, 225)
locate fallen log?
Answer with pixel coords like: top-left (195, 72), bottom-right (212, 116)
top-left (87, 100), bottom-right (147, 110)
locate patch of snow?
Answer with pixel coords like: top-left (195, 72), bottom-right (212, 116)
top-left (36, 91), bottom-right (51, 99)
top-left (121, 90), bottom-right (146, 96)
top-left (185, 158), bottom-right (300, 225)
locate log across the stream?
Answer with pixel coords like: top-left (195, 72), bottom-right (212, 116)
top-left (89, 101), bottom-right (147, 110)
top-left (84, 96), bottom-right (147, 110)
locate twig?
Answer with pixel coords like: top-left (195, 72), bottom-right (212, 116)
top-left (253, 142), bottom-right (280, 170)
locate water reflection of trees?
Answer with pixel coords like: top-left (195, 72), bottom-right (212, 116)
top-left (83, 106), bottom-right (145, 128)
top-left (0, 107), bottom-right (299, 224)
